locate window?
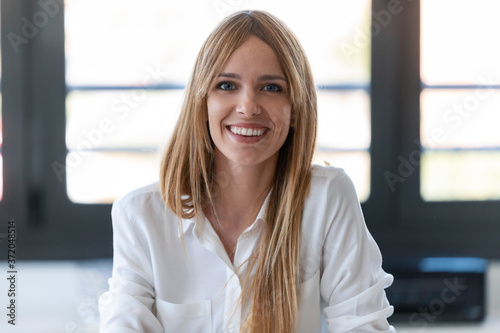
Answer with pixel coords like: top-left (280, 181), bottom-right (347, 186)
top-left (2, 0), bottom-right (500, 259)
top-left (420, 0), bottom-right (500, 201)
top-left (64, 0), bottom-right (372, 203)
top-left (365, 0), bottom-right (500, 258)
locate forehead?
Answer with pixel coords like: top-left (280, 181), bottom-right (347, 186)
top-left (219, 36), bottom-right (284, 75)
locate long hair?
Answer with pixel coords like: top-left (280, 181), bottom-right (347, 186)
top-left (159, 10), bottom-right (317, 332)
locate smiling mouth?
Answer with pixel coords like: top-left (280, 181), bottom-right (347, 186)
top-left (228, 126), bottom-right (268, 137)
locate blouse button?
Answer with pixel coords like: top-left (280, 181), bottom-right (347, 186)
top-left (227, 324), bottom-right (236, 332)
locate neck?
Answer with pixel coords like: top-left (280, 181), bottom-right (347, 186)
top-left (208, 150), bottom-right (276, 227)
top-left (203, 150), bottom-right (277, 263)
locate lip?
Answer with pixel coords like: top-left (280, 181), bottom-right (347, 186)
top-left (225, 123), bottom-right (270, 144)
top-left (227, 122), bottom-right (269, 129)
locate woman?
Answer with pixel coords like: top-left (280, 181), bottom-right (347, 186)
top-left (99, 10), bottom-right (395, 333)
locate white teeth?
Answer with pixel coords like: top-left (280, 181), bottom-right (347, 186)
top-left (229, 126), bottom-right (266, 137)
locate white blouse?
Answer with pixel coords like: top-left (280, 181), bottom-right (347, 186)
top-left (99, 165), bottom-right (396, 332)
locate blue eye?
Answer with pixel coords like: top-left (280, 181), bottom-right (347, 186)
top-left (263, 84), bottom-right (282, 92)
top-left (217, 81), bottom-right (236, 90)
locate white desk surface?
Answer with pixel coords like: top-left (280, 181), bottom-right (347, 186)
top-left (0, 259), bottom-right (498, 332)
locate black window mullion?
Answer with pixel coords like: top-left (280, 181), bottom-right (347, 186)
top-left (0, 0), bottom-right (30, 228)
top-left (363, 0), bottom-right (412, 242)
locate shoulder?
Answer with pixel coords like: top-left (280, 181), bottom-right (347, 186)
top-left (115, 182), bottom-right (161, 204)
top-left (310, 164), bottom-right (349, 182)
top-left (112, 182), bottom-right (165, 219)
top-left (110, 182), bottom-right (172, 247)
top-left (303, 164), bottom-right (362, 228)
top-left (309, 164), bottom-right (356, 198)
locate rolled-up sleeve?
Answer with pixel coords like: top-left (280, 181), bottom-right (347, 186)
top-left (321, 172), bottom-right (396, 333)
top-left (98, 198), bottom-right (163, 333)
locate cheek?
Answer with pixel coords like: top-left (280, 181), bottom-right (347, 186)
top-left (206, 97), bottom-right (222, 126)
top-left (206, 96), bottom-right (230, 142)
top-left (274, 104), bottom-right (292, 131)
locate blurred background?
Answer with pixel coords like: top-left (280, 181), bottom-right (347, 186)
top-left (0, 0), bottom-right (499, 331)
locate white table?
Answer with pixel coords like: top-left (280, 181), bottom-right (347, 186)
top-left (0, 259), bottom-right (498, 332)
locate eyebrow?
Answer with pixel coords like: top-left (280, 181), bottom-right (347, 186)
top-left (218, 72), bottom-right (287, 82)
top-left (258, 74), bottom-right (287, 82)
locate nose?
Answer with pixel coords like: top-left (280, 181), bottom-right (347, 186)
top-left (235, 89), bottom-right (261, 116)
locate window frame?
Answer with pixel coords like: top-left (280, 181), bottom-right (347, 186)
top-left (1, 0), bottom-right (499, 259)
top-left (365, 0), bottom-right (500, 258)
top-left (1, 0), bottom-right (112, 259)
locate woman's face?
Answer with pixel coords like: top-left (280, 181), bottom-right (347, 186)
top-left (206, 36), bottom-right (292, 170)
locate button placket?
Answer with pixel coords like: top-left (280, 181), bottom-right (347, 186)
top-left (224, 267), bottom-right (241, 332)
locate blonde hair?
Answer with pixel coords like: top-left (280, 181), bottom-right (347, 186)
top-left (160, 10), bottom-right (317, 332)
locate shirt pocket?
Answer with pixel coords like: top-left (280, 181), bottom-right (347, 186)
top-left (297, 269), bottom-right (321, 333)
top-left (155, 299), bottom-right (212, 333)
